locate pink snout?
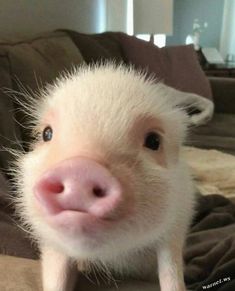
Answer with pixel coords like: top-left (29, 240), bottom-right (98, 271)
top-left (34, 157), bottom-right (123, 220)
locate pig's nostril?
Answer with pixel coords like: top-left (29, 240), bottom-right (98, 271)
top-left (92, 186), bottom-right (106, 198)
top-left (47, 182), bottom-right (64, 194)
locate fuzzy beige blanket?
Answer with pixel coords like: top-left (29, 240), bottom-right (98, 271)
top-left (0, 255), bottom-right (160, 291)
top-left (183, 146), bottom-right (235, 201)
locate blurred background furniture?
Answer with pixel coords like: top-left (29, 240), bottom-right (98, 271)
top-left (203, 64), bottom-right (235, 78)
top-left (0, 30), bottom-right (235, 291)
top-left (0, 0), bottom-right (235, 290)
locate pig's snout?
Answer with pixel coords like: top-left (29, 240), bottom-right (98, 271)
top-left (34, 157), bottom-right (123, 220)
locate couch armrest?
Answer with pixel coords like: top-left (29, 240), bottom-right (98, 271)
top-left (209, 77), bottom-right (235, 114)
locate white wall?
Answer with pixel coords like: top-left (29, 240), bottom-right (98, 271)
top-left (166, 0), bottom-right (225, 49)
top-left (220, 0), bottom-right (235, 59)
top-left (133, 0), bottom-right (173, 35)
top-left (105, 0), bottom-right (127, 32)
top-left (0, 0), bottom-right (105, 38)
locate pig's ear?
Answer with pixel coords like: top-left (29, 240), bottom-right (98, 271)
top-left (165, 85), bottom-right (214, 126)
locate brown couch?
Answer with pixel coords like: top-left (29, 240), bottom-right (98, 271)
top-left (0, 30), bottom-right (235, 291)
top-left (0, 30), bottom-right (234, 175)
top-left (189, 77), bottom-right (235, 155)
top-left (64, 29), bottom-right (235, 155)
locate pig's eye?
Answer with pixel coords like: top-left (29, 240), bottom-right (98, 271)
top-left (144, 132), bottom-right (160, 151)
top-left (42, 126), bottom-right (53, 142)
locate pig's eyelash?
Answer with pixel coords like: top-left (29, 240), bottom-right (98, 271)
top-left (147, 127), bottom-right (164, 137)
top-left (152, 130), bottom-right (166, 143)
top-left (32, 125), bottom-right (48, 140)
top-left (29, 126), bottom-right (41, 140)
top-left (33, 131), bottom-right (42, 142)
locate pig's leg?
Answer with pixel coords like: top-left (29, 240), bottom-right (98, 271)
top-left (157, 239), bottom-right (186, 291)
top-left (41, 247), bottom-right (77, 291)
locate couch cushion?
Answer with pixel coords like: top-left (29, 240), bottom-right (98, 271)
top-left (0, 55), bottom-right (22, 172)
top-left (118, 33), bottom-right (212, 100)
top-left (209, 77), bottom-right (235, 114)
top-left (0, 31), bottom-right (84, 92)
top-left (0, 171), bottom-right (39, 259)
top-left (0, 255), bottom-right (42, 291)
top-left (0, 255), bottom-right (161, 291)
top-left (0, 31), bottom-right (84, 171)
top-left (186, 113), bottom-right (235, 155)
top-left (63, 30), bottom-right (124, 64)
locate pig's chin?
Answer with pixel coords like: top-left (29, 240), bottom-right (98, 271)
top-left (46, 209), bottom-right (117, 237)
top-left (38, 210), bottom-right (124, 257)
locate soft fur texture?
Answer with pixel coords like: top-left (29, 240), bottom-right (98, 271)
top-left (184, 146), bottom-right (235, 201)
top-left (13, 64), bottom-right (196, 291)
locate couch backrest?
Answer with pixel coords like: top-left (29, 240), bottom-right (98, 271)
top-left (117, 33), bottom-right (213, 101)
top-left (60, 30), bottom-right (212, 101)
top-left (0, 29), bottom-right (214, 175)
top-left (0, 31), bottom-right (84, 173)
top-left (63, 30), bottom-right (125, 64)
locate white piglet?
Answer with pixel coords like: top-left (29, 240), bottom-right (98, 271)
top-left (14, 65), bottom-right (196, 291)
